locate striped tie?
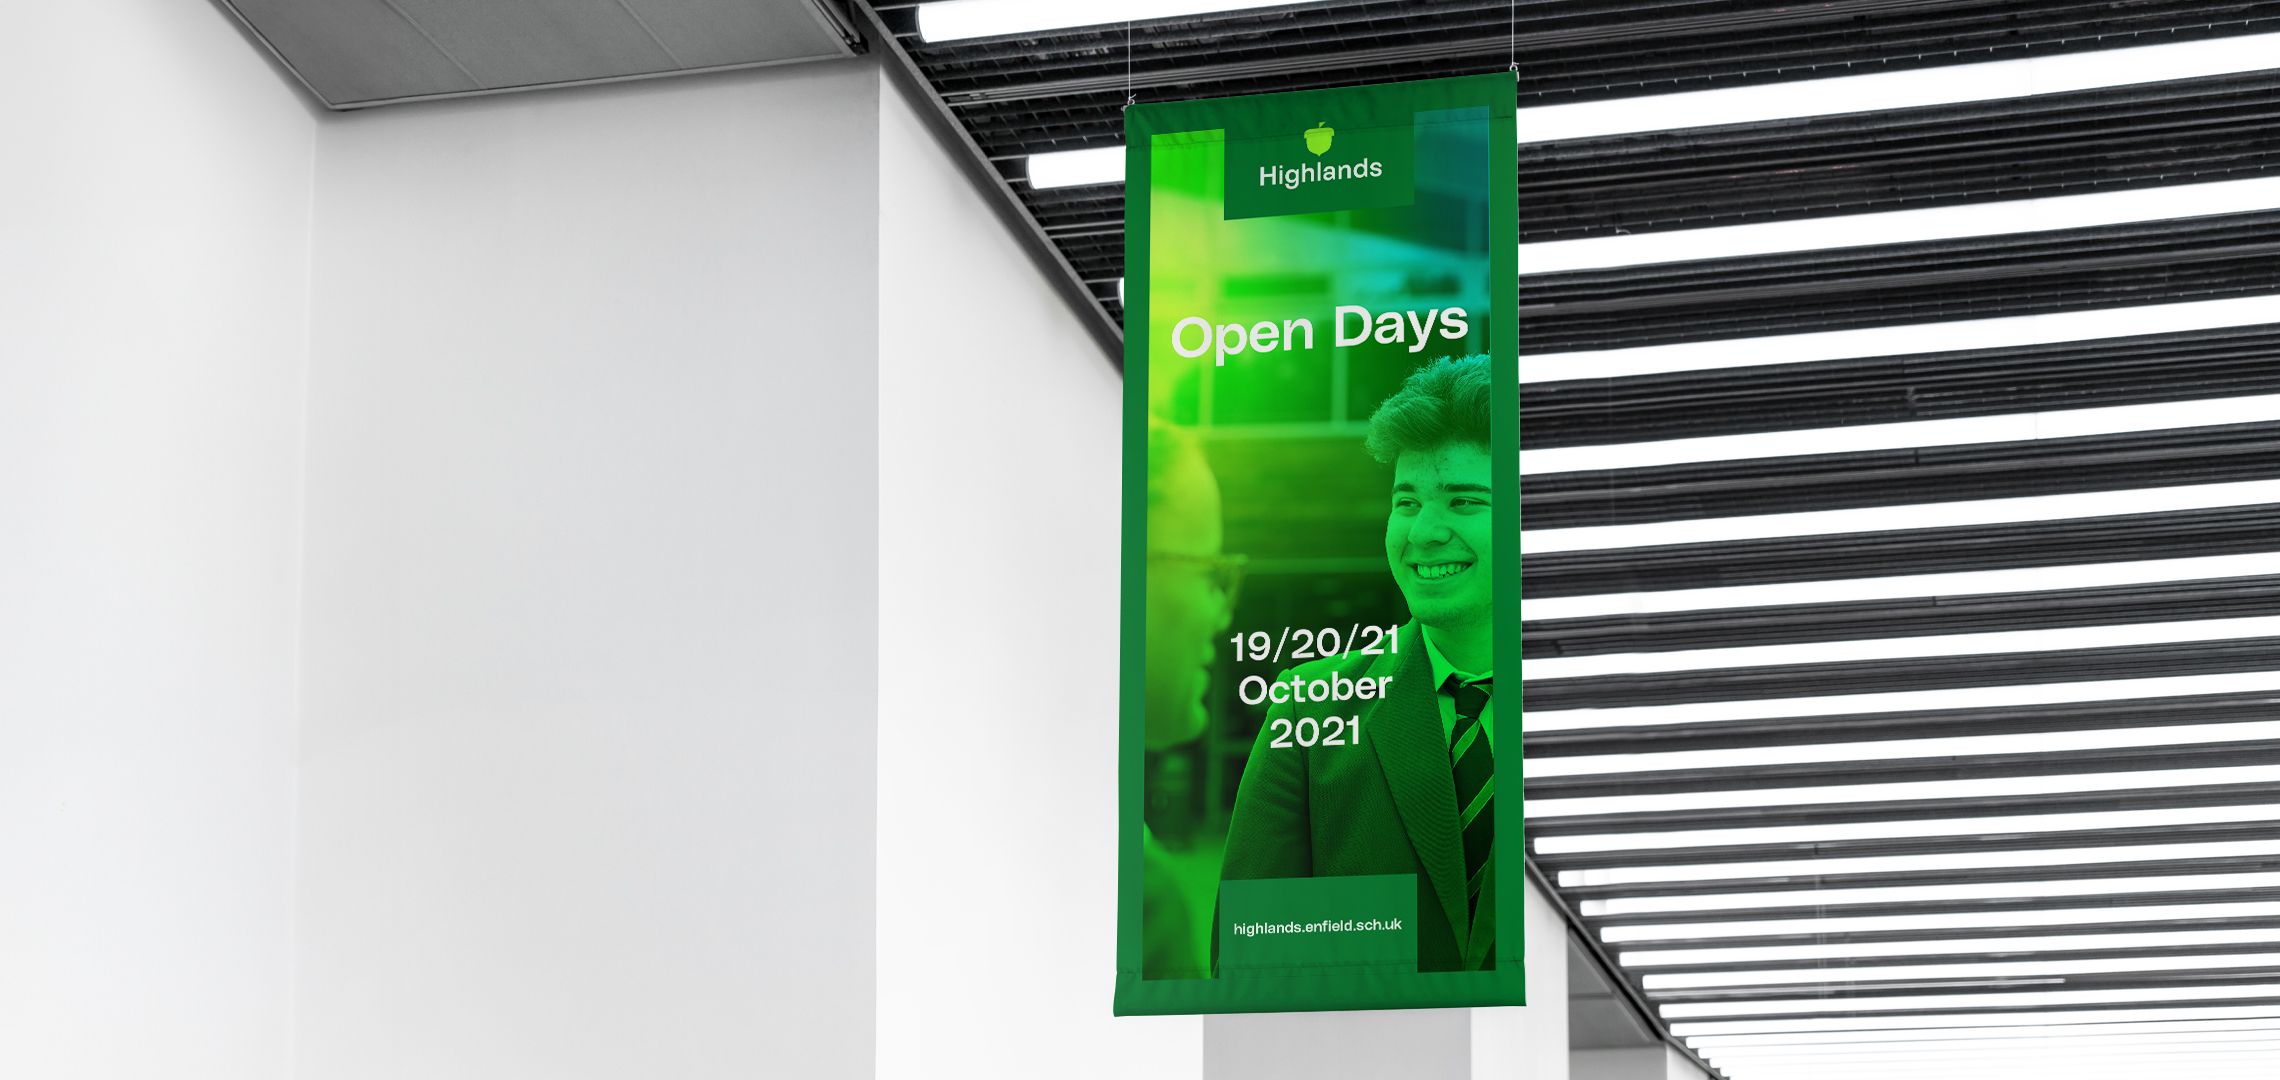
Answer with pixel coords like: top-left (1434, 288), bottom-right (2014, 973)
top-left (1447, 675), bottom-right (1494, 920)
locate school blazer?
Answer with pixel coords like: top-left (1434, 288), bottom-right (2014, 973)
top-left (1218, 622), bottom-right (1495, 972)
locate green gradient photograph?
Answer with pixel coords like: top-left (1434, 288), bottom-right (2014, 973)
top-left (1117, 74), bottom-right (1521, 1016)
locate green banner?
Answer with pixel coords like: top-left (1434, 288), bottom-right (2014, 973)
top-left (1116, 73), bottom-right (1521, 1016)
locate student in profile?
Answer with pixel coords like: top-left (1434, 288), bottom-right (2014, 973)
top-left (1142, 418), bottom-right (1245, 979)
top-left (1218, 355), bottom-right (1498, 973)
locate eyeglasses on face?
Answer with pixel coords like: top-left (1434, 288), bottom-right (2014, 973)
top-left (1147, 551), bottom-right (1249, 608)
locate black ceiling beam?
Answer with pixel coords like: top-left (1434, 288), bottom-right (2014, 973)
top-left (1522, 323), bottom-right (2280, 448)
top-left (1522, 688), bottom-right (2280, 750)
top-left (1528, 855), bottom-right (1731, 1080)
top-left (846, 0), bottom-right (1124, 368)
top-left (1525, 779), bottom-right (2280, 837)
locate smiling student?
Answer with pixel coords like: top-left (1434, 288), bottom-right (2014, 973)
top-left (1217, 354), bottom-right (1498, 974)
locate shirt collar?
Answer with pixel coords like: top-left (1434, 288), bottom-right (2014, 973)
top-left (1420, 624), bottom-right (1492, 691)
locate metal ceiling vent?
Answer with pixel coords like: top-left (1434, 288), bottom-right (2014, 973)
top-left (221, 0), bottom-right (861, 109)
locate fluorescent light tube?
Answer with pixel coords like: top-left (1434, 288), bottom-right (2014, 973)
top-left (1714, 1066), bottom-right (2280, 1080)
top-left (1522, 553), bottom-right (2280, 623)
top-left (1522, 478), bottom-right (2280, 555)
top-left (1691, 1016), bottom-right (2280, 1046)
top-left (1523, 616), bottom-right (2280, 684)
top-left (1561, 838), bottom-right (2280, 889)
top-left (1710, 1054), bottom-right (2280, 1077)
top-left (1522, 670), bottom-right (2280, 735)
top-left (1659, 982), bottom-right (2280, 1018)
top-left (1521, 392), bottom-right (2280, 476)
top-left (1515, 33), bottom-right (2280, 142)
top-left (1708, 1040), bottom-right (2280, 1061)
top-left (1708, 1042), bottom-right (2280, 1064)
top-left (1027, 146), bottom-right (1125, 189)
top-left (1526, 718), bottom-right (2280, 779)
top-left (918, 0), bottom-right (1301, 42)
top-left (1520, 176), bottom-right (2280, 274)
top-left (1673, 1002), bottom-right (2280, 1037)
top-left (1532, 761), bottom-right (2280, 821)
top-left (1518, 295), bottom-right (2280, 384)
top-left (1589, 872), bottom-right (2280, 920)
top-left (1645, 949), bottom-right (2280, 988)
top-left (1604, 900), bottom-right (2280, 943)
top-left (1710, 1052), bottom-right (2280, 1074)
top-left (1718, 1064), bottom-right (2280, 1080)
top-left (1538, 804), bottom-right (2280, 856)
top-left (1626, 929), bottom-right (2280, 969)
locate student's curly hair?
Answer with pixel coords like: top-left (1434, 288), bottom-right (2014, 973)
top-left (1363, 354), bottom-right (1491, 465)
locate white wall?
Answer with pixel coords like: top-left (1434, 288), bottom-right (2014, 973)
top-left (1473, 877), bottom-right (1572, 1080)
top-left (0, 2), bottom-right (315, 1078)
top-left (875, 72), bottom-right (1203, 1079)
top-left (3, 9), bottom-right (1570, 1076)
top-left (294, 62), bottom-right (881, 1080)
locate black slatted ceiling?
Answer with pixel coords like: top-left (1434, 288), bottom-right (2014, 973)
top-left (1519, 210), bottom-right (2280, 351)
top-left (869, 3), bottom-right (2280, 1075)
top-left (1520, 70), bottom-right (2280, 240)
top-left (1521, 324), bottom-right (2280, 447)
top-left (1524, 503), bottom-right (2280, 595)
top-left (877, 0), bottom-right (2280, 326)
top-left (1522, 422), bottom-right (2280, 528)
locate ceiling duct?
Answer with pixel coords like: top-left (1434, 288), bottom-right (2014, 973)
top-left (219, 0), bottom-right (861, 109)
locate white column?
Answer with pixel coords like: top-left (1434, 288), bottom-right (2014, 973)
top-left (1206, 1009), bottom-right (1472, 1080)
top-left (1205, 876), bottom-right (1570, 1080)
top-left (1574, 1046), bottom-right (1708, 1080)
top-left (1472, 875), bottom-right (1570, 1080)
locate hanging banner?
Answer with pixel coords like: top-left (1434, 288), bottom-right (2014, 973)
top-left (1116, 73), bottom-right (1521, 1015)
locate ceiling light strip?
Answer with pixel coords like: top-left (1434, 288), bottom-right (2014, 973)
top-left (1521, 393), bottom-right (2280, 476)
top-left (1531, 761), bottom-right (2280, 820)
top-left (1524, 671), bottom-right (2280, 735)
top-left (1705, 1033), bottom-right (2280, 1055)
top-left (1661, 982), bottom-right (2280, 1018)
top-left (1522, 478), bottom-right (2280, 555)
top-left (1522, 616), bottom-right (2280, 684)
top-left (1707, 1051), bottom-right (2280, 1069)
top-left (1673, 1002), bottom-right (2280, 1037)
top-left (1520, 176), bottom-right (2280, 275)
top-left (1538, 804), bottom-right (2280, 856)
top-left (1627, 929), bottom-right (2280, 969)
top-left (1523, 554), bottom-right (2280, 622)
top-left (916, 0), bottom-right (1301, 42)
top-left (1513, 32), bottom-right (2280, 142)
top-left (1598, 873), bottom-right (2280, 919)
top-left (1527, 718), bottom-right (2280, 778)
top-left (1519, 295), bottom-right (2280, 383)
top-left (1561, 839), bottom-right (2280, 889)
top-left (1689, 1017), bottom-right (2280, 1046)
top-left (1026, 145), bottom-right (1125, 189)
top-left (1606, 901), bottom-right (2280, 944)
top-left (1646, 949), bottom-right (2280, 989)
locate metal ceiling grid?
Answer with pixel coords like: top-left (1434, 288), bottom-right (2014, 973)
top-left (1516, 209), bottom-right (2280, 352)
top-left (1519, 70), bottom-right (2280, 240)
top-left (1520, 324), bottom-right (2280, 446)
top-left (1518, 177), bottom-right (2280, 1078)
top-left (869, 0), bottom-right (2279, 344)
